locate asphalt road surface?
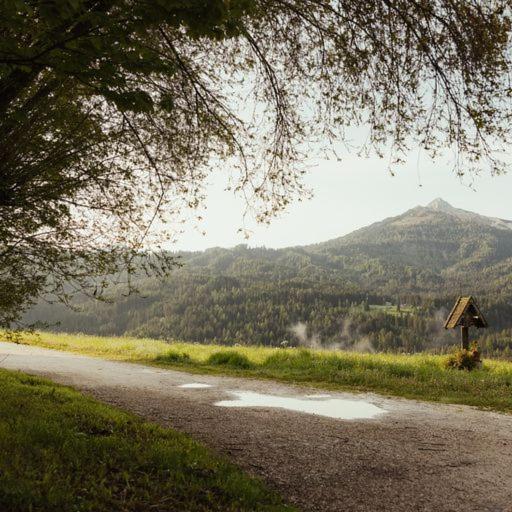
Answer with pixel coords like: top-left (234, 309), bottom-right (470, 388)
top-left (1, 341), bottom-right (511, 512)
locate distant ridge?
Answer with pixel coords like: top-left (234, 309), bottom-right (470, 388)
top-left (423, 198), bottom-right (512, 231)
top-left (24, 197), bottom-right (512, 346)
top-left (310, 197), bottom-right (512, 288)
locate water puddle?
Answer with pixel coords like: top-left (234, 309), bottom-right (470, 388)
top-left (179, 383), bottom-right (212, 389)
top-left (215, 391), bottom-right (385, 420)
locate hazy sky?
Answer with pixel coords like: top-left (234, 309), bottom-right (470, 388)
top-left (173, 149), bottom-right (512, 251)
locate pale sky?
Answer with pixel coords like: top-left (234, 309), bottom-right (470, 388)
top-left (172, 149), bottom-right (512, 252)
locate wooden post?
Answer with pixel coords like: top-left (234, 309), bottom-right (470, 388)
top-left (461, 325), bottom-right (469, 350)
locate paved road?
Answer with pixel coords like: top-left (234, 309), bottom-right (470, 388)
top-left (1, 341), bottom-right (511, 512)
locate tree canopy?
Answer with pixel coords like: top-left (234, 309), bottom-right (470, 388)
top-left (1, 0), bottom-right (512, 326)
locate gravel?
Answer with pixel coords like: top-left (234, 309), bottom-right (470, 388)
top-left (1, 341), bottom-right (511, 512)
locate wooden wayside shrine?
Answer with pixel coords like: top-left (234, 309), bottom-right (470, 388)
top-left (444, 296), bottom-right (488, 349)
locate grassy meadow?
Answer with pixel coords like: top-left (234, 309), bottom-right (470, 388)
top-left (9, 331), bottom-right (512, 413)
top-left (0, 368), bottom-right (294, 512)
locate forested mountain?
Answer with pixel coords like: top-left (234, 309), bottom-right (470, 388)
top-left (310, 198), bottom-right (512, 297)
top-left (25, 199), bottom-right (512, 356)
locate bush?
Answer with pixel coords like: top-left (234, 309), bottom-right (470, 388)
top-left (155, 350), bottom-right (191, 364)
top-left (207, 350), bottom-right (253, 369)
top-left (263, 349), bottom-right (315, 369)
top-left (445, 344), bottom-right (481, 371)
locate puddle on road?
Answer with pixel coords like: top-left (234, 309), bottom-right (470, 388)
top-left (215, 391), bottom-right (385, 420)
top-left (179, 383), bottom-right (213, 389)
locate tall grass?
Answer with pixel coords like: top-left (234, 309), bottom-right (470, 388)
top-left (207, 350), bottom-right (254, 369)
top-left (9, 331), bottom-right (512, 413)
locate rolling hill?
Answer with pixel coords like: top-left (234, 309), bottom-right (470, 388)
top-left (25, 199), bottom-right (512, 354)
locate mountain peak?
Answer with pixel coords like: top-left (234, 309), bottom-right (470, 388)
top-left (421, 197), bottom-right (512, 231)
top-left (426, 198), bottom-right (454, 211)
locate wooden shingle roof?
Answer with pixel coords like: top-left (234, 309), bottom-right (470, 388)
top-left (444, 296), bottom-right (488, 329)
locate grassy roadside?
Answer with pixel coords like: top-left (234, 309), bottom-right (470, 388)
top-left (8, 331), bottom-right (512, 413)
top-left (0, 368), bottom-right (295, 512)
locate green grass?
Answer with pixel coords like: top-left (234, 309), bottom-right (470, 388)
top-left (369, 304), bottom-right (415, 316)
top-left (8, 331), bottom-right (512, 414)
top-left (0, 368), bottom-right (295, 512)
top-left (207, 350), bottom-right (254, 369)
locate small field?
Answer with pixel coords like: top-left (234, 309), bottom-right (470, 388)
top-left (0, 368), bottom-right (294, 512)
top-left (369, 304), bottom-right (415, 316)
top-left (9, 331), bottom-right (512, 413)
